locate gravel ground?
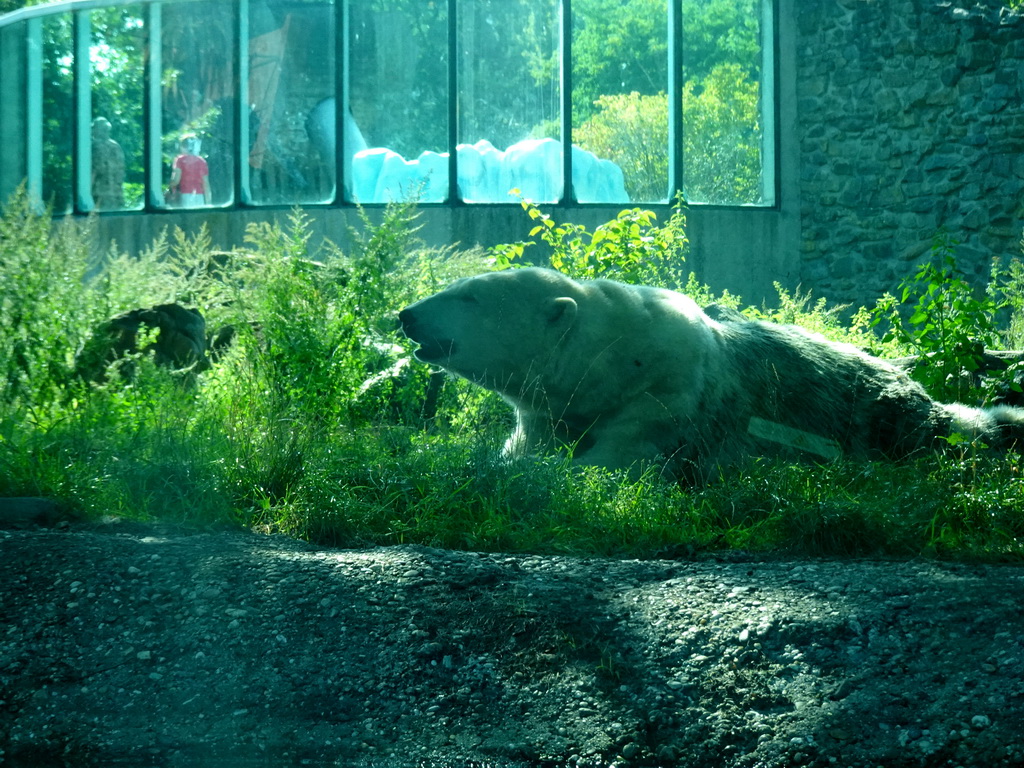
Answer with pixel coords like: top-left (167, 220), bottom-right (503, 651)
top-left (2, 518), bottom-right (1024, 768)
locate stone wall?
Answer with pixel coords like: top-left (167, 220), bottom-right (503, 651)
top-left (796, 0), bottom-right (1024, 310)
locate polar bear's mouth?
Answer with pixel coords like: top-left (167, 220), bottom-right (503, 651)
top-left (412, 338), bottom-right (457, 363)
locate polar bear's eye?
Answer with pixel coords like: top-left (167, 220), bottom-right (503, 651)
top-left (457, 294), bottom-right (479, 305)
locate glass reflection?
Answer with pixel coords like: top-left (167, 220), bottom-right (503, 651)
top-left (572, 0), bottom-right (669, 203)
top-left (346, 0), bottom-right (448, 203)
top-left (458, 0), bottom-right (561, 203)
top-left (89, 7), bottom-right (145, 211)
top-left (248, 0), bottom-right (335, 205)
top-left (0, 0), bottom-right (775, 213)
top-left (160, 0), bottom-right (236, 208)
top-left (680, 0), bottom-right (768, 205)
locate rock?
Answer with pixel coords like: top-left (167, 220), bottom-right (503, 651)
top-left (74, 303), bottom-right (210, 382)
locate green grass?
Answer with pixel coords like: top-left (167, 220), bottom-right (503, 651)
top-left (2, 190), bottom-right (1023, 562)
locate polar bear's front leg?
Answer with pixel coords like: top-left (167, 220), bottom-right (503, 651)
top-left (502, 408), bottom-right (563, 459)
top-left (567, 419), bottom-right (665, 474)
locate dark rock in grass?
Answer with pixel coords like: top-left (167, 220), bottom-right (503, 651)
top-left (74, 303), bottom-right (210, 382)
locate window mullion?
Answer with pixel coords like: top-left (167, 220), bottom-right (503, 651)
top-left (335, 0), bottom-right (348, 204)
top-left (669, 0), bottom-right (683, 202)
top-left (144, 2), bottom-right (162, 208)
top-left (237, 0), bottom-right (251, 205)
top-left (447, 0), bottom-right (458, 204)
top-left (560, 0), bottom-right (572, 205)
top-left (73, 9), bottom-right (92, 212)
top-left (762, 0), bottom-right (778, 206)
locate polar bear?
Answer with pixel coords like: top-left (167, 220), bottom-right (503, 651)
top-left (398, 267), bottom-right (1024, 482)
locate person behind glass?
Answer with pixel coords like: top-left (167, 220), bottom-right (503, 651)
top-left (91, 117), bottom-right (125, 210)
top-left (169, 134), bottom-right (211, 207)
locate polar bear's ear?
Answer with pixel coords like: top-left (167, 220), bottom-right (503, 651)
top-left (547, 296), bottom-right (578, 328)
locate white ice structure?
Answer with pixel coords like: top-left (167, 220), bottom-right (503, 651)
top-left (349, 138), bottom-right (628, 204)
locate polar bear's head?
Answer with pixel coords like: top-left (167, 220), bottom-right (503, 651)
top-left (398, 268), bottom-right (579, 393)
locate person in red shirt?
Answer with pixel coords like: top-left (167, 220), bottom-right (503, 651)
top-left (169, 134), bottom-right (211, 207)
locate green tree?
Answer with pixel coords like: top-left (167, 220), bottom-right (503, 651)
top-left (571, 0), bottom-right (668, 125)
top-left (574, 91), bottom-right (669, 201)
top-left (681, 62), bottom-right (762, 204)
top-left (680, 0), bottom-right (762, 81)
top-left (574, 63), bottom-right (762, 203)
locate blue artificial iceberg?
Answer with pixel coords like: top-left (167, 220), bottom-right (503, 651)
top-left (350, 138), bottom-right (628, 204)
top-left (306, 99), bottom-right (628, 204)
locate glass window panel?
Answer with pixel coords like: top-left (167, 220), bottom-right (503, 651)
top-left (347, 1), bottom-right (448, 204)
top-left (681, 0), bottom-right (770, 205)
top-left (572, 0), bottom-right (668, 204)
top-left (89, 8), bottom-right (145, 211)
top-left (0, 22), bottom-right (28, 202)
top-left (161, 0), bottom-right (237, 208)
top-left (41, 13), bottom-right (73, 214)
top-left (458, 0), bottom-right (560, 204)
top-left (248, 0), bottom-right (334, 205)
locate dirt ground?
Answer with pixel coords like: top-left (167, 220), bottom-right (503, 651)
top-left (2, 516), bottom-right (1024, 768)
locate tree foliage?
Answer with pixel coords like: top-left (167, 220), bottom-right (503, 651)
top-left (681, 62), bottom-right (763, 204)
top-left (574, 92), bottom-right (670, 202)
top-left (573, 63), bottom-right (763, 204)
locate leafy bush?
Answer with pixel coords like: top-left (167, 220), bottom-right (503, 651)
top-left (681, 63), bottom-right (764, 205)
top-left (0, 191), bottom-right (495, 521)
top-left (574, 92), bottom-right (670, 202)
top-left (0, 191), bottom-right (93, 410)
top-left (749, 283), bottom-right (891, 355)
top-left (494, 199), bottom-right (689, 289)
top-left (997, 245), bottom-right (1024, 350)
top-left (872, 234), bottom-right (1023, 405)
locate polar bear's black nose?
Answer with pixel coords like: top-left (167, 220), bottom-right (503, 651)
top-left (398, 306), bottom-right (419, 337)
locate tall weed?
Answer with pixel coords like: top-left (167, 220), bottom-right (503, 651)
top-left (872, 233), bottom-right (1023, 405)
top-left (0, 192), bottom-right (98, 411)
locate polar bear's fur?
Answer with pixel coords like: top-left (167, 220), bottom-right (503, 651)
top-left (398, 268), bottom-right (1024, 482)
